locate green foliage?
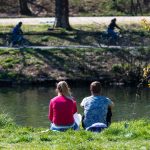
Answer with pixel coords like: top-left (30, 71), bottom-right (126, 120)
top-left (141, 19), bottom-right (150, 31)
top-left (11, 135), bottom-right (33, 143)
top-left (41, 36), bottom-right (49, 42)
top-left (0, 114), bottom-right (14, 128)
top-left (0, 56), bottom-right (20, 69)
top-left (40, 134), bottom-right (52, 141)
top-left (112, 63), bottom-right (131, 74)
top-left (143, 65), bottom-right (150, 88)
top-left (112, 64), bottom-right (124, 73)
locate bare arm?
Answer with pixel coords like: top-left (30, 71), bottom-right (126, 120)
top-left (115, 24), bottom-right (121, 30)
top-left (108, 101), bottom-right (114, 109)
top-left (48, 101), bottom-right (53, 122)
top-left (80, 98), bottom-right (86, 107)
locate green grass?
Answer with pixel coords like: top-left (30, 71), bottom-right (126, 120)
top-left (0, 23), bottom-right (150, 47)
top-left (0, 24), bottom-right (50, 34)
top-left (0, 23), bottom-right (149, 33)
top-left (0, 114), bottom-right (150, 149)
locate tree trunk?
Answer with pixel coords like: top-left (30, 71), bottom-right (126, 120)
top-left (55, 0), bottom-right (71, 30)
top-left (143, 0), bottom-right (149, 5)
top-left (19, 0), bottom-right (32, 16)
top-left (136, 0), bottom-right (143, 15)
top-left (112, 0), bottom-right (117, 9)
top-left (130, 0), bottom-right (136, 15)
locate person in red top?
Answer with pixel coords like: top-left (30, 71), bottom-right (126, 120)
top-left (48, 81), bottom-right (79, 131)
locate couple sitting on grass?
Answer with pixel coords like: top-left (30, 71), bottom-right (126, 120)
top-left (48, 81), bottom-right (114, 132)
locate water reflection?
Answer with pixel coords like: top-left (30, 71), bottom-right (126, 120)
top-left (0, 86), bottom-right (149, 128)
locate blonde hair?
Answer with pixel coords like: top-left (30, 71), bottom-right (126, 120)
top-left (56, 81), bottom-right (71, 97)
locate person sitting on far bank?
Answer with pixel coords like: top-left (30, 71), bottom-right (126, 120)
top-left (11, 22), bottom-right (23, 45)
top-left (80, 81), bottom-right (114, 132)
top-left (107, 18), bottom-right (121, 40)
top-left (48, 81), bottom-right (81, 131)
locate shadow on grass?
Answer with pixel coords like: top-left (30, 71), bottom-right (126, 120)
top-left (0, 27), bottom-right (149, 47)
top-left (17, 48), bottom-right (101, 79)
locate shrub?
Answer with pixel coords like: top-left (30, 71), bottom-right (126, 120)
top-left (0, 114), bottom-right (14, 128)
top-left (112, 64), bottom-right (124, 73)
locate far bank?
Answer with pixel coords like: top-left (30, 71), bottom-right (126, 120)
top-left (0, 47), bottom-right (149, 87)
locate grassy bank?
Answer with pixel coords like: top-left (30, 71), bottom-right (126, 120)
top-left (0, 47), bottom-right (149, 86)
top-left (0, 23), bottom-right (149, 86)
top-left (0, 114), bottom-right (150, 150)
top-left (0, 23), bottom-right (150, 47)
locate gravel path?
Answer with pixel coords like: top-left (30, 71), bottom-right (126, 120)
top-left (0, 45), bottom-right (147, 50)
top-left (0, 16), bottom-right (150, 25)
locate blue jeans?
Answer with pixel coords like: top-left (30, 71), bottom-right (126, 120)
top-left (50, 122), bottom-right (79, 132)
top-left (86, 123), bottom-right (107, 133)
top-left (12, 34), bottom-right (23, 45)
top-left (107, 28), bottom-right (118, 40)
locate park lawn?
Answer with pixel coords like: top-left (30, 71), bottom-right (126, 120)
top-left (0, 23), bottom-right (149, 34)
top-left (0, 114), bottom-right (150, 150)
top-left (0, 23), bottom-right (150, 47)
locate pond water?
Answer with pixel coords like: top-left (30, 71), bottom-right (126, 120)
top-left (0, 86), bottom-right (149, 128)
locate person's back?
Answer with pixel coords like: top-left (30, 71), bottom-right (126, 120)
top-left (81, 81), bottom-right (114, 130)
top-left (50, 95), bottom-right (77, 126)
top-left (81, 95), bottom-right (112, 129)
top-left (11, 22), bottom-right (23, 45)
top-left (108, 18), bottom-right (121, 31)
top-left (48, 81), bottom-right (80, 131)
top-left (107, 18), bottom-right (121, 41)
top-left (12, 22), bottom-right (23, 35)
top-left (108, 21), bottom-right (117, 31)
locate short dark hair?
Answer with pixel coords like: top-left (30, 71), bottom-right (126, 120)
top-left (18, 22), bottom-right (22, 26)
top-left (90, 81), bottom-right (101, 94)
top-left (112, 18), bottom-right (116, 22)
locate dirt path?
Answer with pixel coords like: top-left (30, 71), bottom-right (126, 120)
top-left (0, 16), bottom-right (150, 25)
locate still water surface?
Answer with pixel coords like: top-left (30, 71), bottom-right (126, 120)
top-left (0, 86), bottom-right (149, 128)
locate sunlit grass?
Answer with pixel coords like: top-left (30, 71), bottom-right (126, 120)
top-left (0, 24), bottom-right (50, 33)
top-left (0, 23), bottom-right (149, 33)
top-left (0, 23), bottom-right (149, 48)
top-left (0, 114), bottom-right (150, 149)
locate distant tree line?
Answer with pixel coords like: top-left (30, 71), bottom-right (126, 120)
top-left (19, 0), bottom-right (150, 29)
top-left (112, 0), bottom-right (150, 15)
top-left (0, 0), bottom-right (150, 29)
